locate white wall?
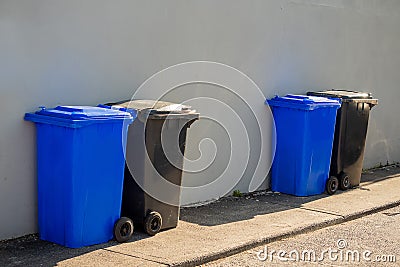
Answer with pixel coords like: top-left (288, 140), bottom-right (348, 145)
top-left (1, 0), bottom-right (399, 240)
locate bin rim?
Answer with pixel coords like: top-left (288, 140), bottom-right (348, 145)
top-left (266, 94), bottom-right (341, 111)
top-left (25, 106), bottom-right (133, 128)
top-left (139, 109), bottom-right (199, 120)
top-left (103, 100), bottom-right (193, 113)
top-left (307, 90), bottom-right (378, 107)
top-left (101, 100), bottom-right (200, 122)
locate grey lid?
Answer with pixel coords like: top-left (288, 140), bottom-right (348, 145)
top-left (108, 100), bottom-right (199, 121)
top-left (308, 89), bottom-right (372, 99)
top-left (114, 100), bottom-right (193, 114)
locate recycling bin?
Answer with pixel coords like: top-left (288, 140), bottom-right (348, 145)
top-left (266, 95), bottom-right (341, 196)
top-left (103, 100), bottom-right (199, 235)
top-left (24, 106), bottom-right (134, 248)
top-left (307, 90), bottom-right (378, 189)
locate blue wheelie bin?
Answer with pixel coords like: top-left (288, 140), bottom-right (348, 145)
top-left (25, 106), bottom-right (134, 248)
top-left (266, 95), bottom-right (341, 196)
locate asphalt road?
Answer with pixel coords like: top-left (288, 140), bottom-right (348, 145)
top-left (203, 205), bottom-right (400, 266)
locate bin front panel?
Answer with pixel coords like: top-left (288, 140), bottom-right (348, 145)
top-left (338, 101), bottom-right (371, 185)
top-left (36, 121), bottom-right (128, 248)
top-left (122, 117), bottom-right (192, 229)
top-left (37, 123), bottom-right (72, 245)
top-left (270, 104), bottom-right (338, 196)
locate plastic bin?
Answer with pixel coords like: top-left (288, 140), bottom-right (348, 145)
top-left (24, 106), bottom-right (134, 248)
top-left (307, 90), bottom-right (378, 189)
top-left (102, 100), bottom-right (199, 235)
top-left (266, 95), bottom-right (341, 196)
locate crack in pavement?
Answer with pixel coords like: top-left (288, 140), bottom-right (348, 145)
top-left (102, 248), bottom-right (170, 266)
top-left (298, 207), bottom-right (344, 218)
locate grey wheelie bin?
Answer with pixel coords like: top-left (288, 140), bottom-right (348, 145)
top-left (102, 100), bottom-right (199, 236)
top-left (307, 90), bottom-right (378, 190)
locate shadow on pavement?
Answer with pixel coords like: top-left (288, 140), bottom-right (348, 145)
top-left (180, 165), bottom-right (400, 226)
top-left (180, 192), bottom-right (329, 226)
top-left (360, 164), bottom-right (400, 185)
top-left (0, 231), bottom-right (150, 267)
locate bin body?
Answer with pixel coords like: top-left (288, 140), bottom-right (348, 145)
top-left (307, 90), bottom-right (378, 187)
top-left (25, 106), bottom-right (133, 248)
top-left (267, 95), bottom-right (340, 196)
top-left (104, 100), bottom-right (199, 230)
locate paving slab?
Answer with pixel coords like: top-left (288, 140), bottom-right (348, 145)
top-left (0, 234), bottom-right (165, 267)
top-left (205, 205), bottom-right (400, 266)
top-left (56, 249), bottom-right (166, 267)
top-left (105, 207), bottom-right (339, 266)
top-left (301, 175), bottom-right (400, 218)
top-left (104, 170), bottom-right (400, 266)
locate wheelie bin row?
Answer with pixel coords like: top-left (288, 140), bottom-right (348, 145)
top-left (25, 101), bottom-right (198, 247)
top-left (24, 89), bottom-right (376, 248)
top-left (266, 90), bottom-right (377, 196)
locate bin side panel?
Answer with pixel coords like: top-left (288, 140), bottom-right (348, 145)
top-left (296, 111), bottom-right (311, 196)
top-left (271, 107), bottom-right (305, 196)
top-left (67, 122), bottom-right (126, 248)
top-left (329, 105), bottom-right (345, 177)
top-left (305, 108), bottom-right (337, 195)
top-left (122, 120), bottom-right (147, 221)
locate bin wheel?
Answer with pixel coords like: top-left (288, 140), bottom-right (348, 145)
top-left (338, 172), bottom-right (351, 191)
top-left (326, 176), bottom-right (339, 195)
top-left (144, 211), bottom-right (162, 236)
top-left (114, 217), bottom-right (134, 243)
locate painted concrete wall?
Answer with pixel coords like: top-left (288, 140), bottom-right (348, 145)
top-left (1, 0), bottom-right (400, 240)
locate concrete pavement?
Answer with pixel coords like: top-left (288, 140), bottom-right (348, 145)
top-left (204, 205), bottom-right (400, 266)
top-left (1, 165), bottom-right (399, 267)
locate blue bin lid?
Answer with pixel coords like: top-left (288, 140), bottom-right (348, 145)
top-left (25, 106), bottom-right (133, 128)
top-left (266, 94), bottom-right (341, 110)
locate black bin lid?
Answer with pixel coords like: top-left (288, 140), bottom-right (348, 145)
top-left (308, 89), bottom-right (371, 99)
top-left (106, 100), bottom-right (199, 120)
top-left (307, 89), bottom-right (378, 106)
top-left (115, 100), bottom-right (191, 112)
